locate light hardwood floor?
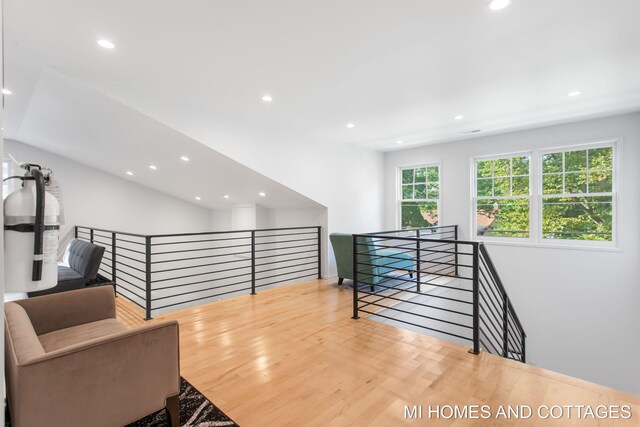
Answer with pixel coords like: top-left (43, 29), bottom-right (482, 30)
top-left (116, 280), bottom-right (640, 426)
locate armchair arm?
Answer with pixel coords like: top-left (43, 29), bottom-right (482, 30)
top-left (15, 286), bottom-right (116, 335)
top-left (11, 320), bottom-right (180, 427)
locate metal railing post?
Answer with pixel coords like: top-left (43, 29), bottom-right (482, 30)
top-left (111, 232), bottom-right (117, 296)
top-left (416, 229), bottom-right (421, 292)
top-left (352, 235), bottom-right (359, 319)
top-left (503, 296), bottom-right (509, 358)
top-left (251, 230), bottom-right (256, 295)
top-left (89, 228), bottom-right (94, 243)
top-left (522, 336), bottom-right (526, 363)
top-left (144, 236), bottom-right (152, 320)
top-left (454, 226), bottom-right (459, 277)
top-left (317, 226), bottom-right (322, 279)
top-left (74, 226), bottom-right (78, 238)
top-left (470, 243), bottom-right (480, 354)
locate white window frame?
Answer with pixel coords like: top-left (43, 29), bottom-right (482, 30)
top-left (397, 163), bottom-right (442, 229)
top-left (537, 140), bottom-right (618, 248)
top-left (471, 151), bottom-right (533, 243)
top-left (471, 139), bottom-right (619, 249)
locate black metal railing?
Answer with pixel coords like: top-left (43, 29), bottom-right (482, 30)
top-left (351, 225), bottom-right (526, 363)
top-left (75, 225), bottom-right (322, 319)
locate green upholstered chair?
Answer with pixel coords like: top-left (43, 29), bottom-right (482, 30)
top-left (329, 233), bottom-right (414, 291)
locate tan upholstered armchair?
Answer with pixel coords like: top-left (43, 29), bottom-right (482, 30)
top-left (4, 286), bottom-right (180, 427)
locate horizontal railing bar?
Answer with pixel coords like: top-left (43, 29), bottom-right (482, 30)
top-left (115, 245), bottom-right (146, 255)
top-left (359, 309), bottom-right (473, 341)
top-left (153, 264), bottom-right (252, 283)
top-left (254, 242), bottom-right (317, 253)
top-left (357, 288), bottom-right (473, 318)
top-left (114, 259), bottom-right (146, 274)
top-left (355, 234), bottom-right (478, 247)
top-left (151, 250), bottom-right (253, 264)
top-left (422, 252), bottom-right (457, 264)
top-left (254, 249), bottom-right (318, 260)
top-left (356, 279), bottom-right (473, 304)
top-left (254, 231), bottom-right (318, 239)
top-left (152, 273), bottom-right (252, 291)
top-left (115, 268), bottom-right (145, 283)
top-left (355, 267), bottom-right (472, 291)
top-left (255, 254), bottom-right (318, 266)
top-left (151, 236), bottom-right (251, 246)
top-left (115, 275), bottom-right (146, 293)
top-left (149, 225), bottom-right (320, 239)
top-left (361, 225), bottom-right (458, 236)
top-left (76, 226), bottom-right (147, 238)
top-left (253, 237), bottom-right (317, 246)
top-left (152, 257), bottom-right (251, 274)
top-left (357, 283), bottom-right (417, 310)
top-left (152, 243), bottom-right (252, 255)
top-left (357, 300), bottom-right (473, 329)
top-left (114, 237), bottom-right (145, 246)
top-left (254, 273), bottom-right (317, 289)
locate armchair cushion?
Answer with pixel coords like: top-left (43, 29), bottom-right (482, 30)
top-left (38, 318), bottom-right (127, 352)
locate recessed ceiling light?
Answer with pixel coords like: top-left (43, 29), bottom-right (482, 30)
top-left (396, 140), bottom-right (404, 144)
top-left (454, 115), bottom-right (465, 120)
top-left (258, 192), bottom-right (266, 197)
top-left (261, 94), bottom-right (273, 102)
top-left (2, 88), bottom-right (12, 95)
top-left (180, 156), bottom-right (190, 162)
top-left (346, 123), bottom-right (355, 129)
top-left (126, 171), bottom-right (134, 176)
top-left (195, 196), bottom-right (201, 201)
top-left (97, 39), bottom-right (115, 49)
top-left (149, 165), bottom-right (157, 170)
top-left (568, 91), bottom-right (582, 97)
top-left (223, 195), bottom-right (230, 199)
top-left (488, 0), bottom-right (511, 11)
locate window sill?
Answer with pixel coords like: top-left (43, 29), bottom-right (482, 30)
top-left (479, 239), bottom-right (622, 253)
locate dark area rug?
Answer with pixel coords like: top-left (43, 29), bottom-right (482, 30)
top-left (6, 377), bottom-right (239, 427)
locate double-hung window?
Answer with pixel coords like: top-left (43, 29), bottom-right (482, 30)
top-left (472, 140), bottom-right (617, 246)
top-left (540, 144), bottom-right (615, 242)
top-left (474, 155), bottom-right (531, 238)
top-left (399, 164), bottom-right (440, 228)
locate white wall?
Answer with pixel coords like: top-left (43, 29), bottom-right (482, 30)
top-left (383, 113), bottom-right (640, 395)
top-left (5, 139), bottom-right (213, 237)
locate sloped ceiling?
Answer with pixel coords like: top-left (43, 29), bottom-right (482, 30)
top-left (12, 69), bottom-right (321, 210)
